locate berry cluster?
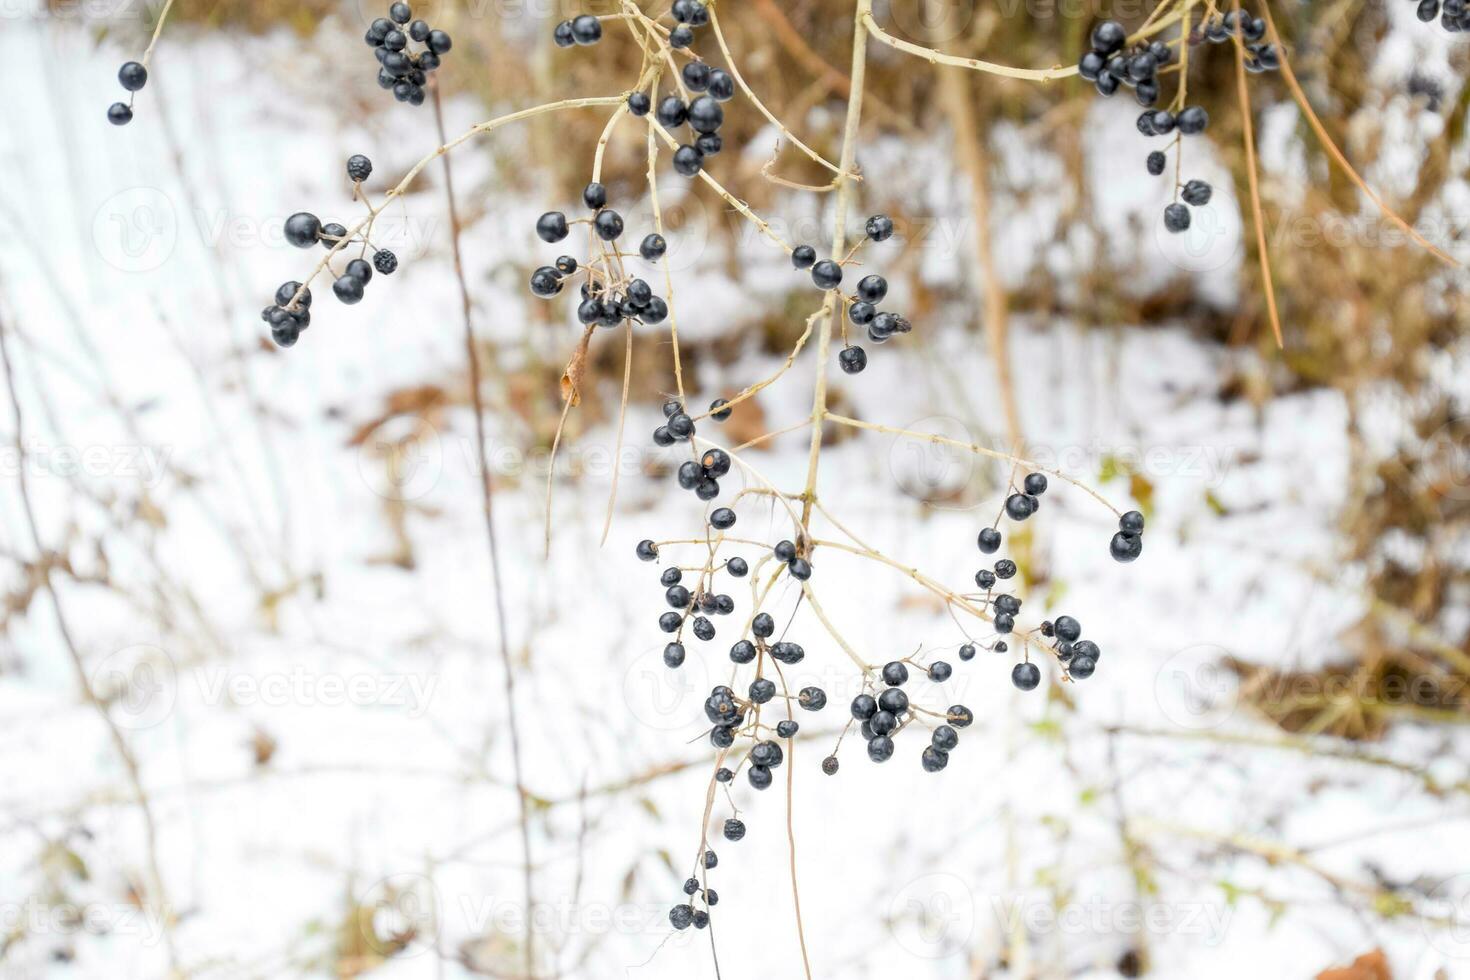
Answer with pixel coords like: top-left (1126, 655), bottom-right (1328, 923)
top-left (668, 848), bottom-right (720, 932)
top-left (812, 215), bottom-right (904, 375)
top-left (850, 660), bottom-right (972, 772)
top-left (1028, 614), bottom-right (1104, 685)
top-left (364, 2), bottom-right (453, 107)
top-left (532, 183), bottom-right (673, 330)
top-left (1195, 11), bottom-right (1280, 71)
top-left (1078, 17), bottom-right (1277, 234)
top-left (264, 155), bottom-right (399, 347)
top-left (971, 474), bottom-right (1145, 687)
top-left (107, 61), bottom-right (148, 126)
top-left (647, 60), bottom-right (734, 177)
top-left (552, 13), bottom-right (606, 48)
top-left (668, 0), bottom-right (712, 50)
top-left (1413, 0), bottom-right (1470, 32)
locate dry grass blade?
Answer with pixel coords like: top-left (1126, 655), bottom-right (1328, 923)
top-left (1262, 1), bottom-right (1460, 268)
top-left (1232, 0), bottom-right (1283, 348)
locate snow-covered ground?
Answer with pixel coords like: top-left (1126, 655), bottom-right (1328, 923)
top-left (2, 9), bottom-right (1469, 980)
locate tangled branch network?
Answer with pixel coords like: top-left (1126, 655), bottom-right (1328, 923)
top-left (111, 0), bottom-right (1459, 971)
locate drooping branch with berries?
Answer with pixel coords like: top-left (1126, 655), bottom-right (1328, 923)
top-left (111, 0), bottom-right (1465, 972)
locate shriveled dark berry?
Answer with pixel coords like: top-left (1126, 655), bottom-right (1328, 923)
top-left (373, 250), bottom-right (399, 275)
top-left (821, 755), bottom-right (839, 775)
top-left (722, 818), bottom-right (745, 841)
top-left (1163, 203), bottom-right (1191, 233)
top-left (865, 214), bottom-right (894, 241)
top-left (346, 154), bottom-right (373, 182)
top-left (921, 746), bottom-right (949, 772)
top-left (1182, 180), bottom-right (1213, 206)
top-left (799, 686), bottom-right (826, 710)
top-left (839, 346), bottom-right (868, 374)
top-left (1091, 20), bottom-right (1127, 54)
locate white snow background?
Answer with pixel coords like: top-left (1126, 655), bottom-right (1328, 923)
top-left (2, 3), bottom-right (1470, 979)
